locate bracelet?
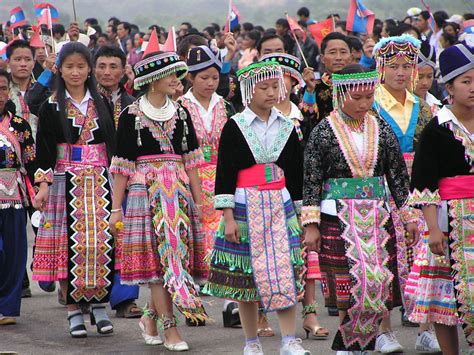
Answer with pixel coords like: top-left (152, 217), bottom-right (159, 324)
top-left (111, 208), bottom-right (122, 213)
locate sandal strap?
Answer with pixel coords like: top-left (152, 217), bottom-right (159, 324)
top-left (67, 312), bottom-right (84, 321)
top-left (142, 304), bottom-right (159, 322)
top-left (159, 314), bottom-right (179, 331)
top-left (302, 304), bottom-right (318, 317)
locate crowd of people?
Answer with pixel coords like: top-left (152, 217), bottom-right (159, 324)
top-left (0, 3), bottom-right (473, 355)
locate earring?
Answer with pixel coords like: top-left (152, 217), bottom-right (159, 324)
top-left (151, 85), bottom-right (155, 93)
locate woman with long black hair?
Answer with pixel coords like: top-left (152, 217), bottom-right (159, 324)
top-left (32, 42), bottom-right (116, 338)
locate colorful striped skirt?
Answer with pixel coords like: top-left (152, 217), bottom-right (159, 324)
top-left (120, 154), bottom-right (206, 321)
top-left (203, 187), bottom-right (304, 312)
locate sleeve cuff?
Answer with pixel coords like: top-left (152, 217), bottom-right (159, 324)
top-left (37, 69), bottom-right (53, 87)
top-left (301, 205), bottom-right (321, 226)
top-left (182, 148), bottom-right (204, 171)
top-left (399, 205), bottom-right (423, 225)
top-left (221, 61), bottom-right (232, 74)
top-left (293, 200), bottom-right (302, 215)
top-left (359, 54), bottom-right (375, 68)
top-left (407, 188), bottom-right (442, 208)
top-left (109, 156), bottom-right (136, 177)
top-left (214, 194), bottom-right (235, 209)
top-left (34, 168), bottom-right (53, 185)
top-left (303, 91), bottom-right (316, 105)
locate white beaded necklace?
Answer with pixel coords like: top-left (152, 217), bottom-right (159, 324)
top-left (139, 95), bottom-right (176, 122)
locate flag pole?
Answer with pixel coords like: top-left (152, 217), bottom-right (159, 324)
top-left (172, 26), bottom-right (176, 52)
top-left (48, 9), bottom-right (55, 53)
top-left (72, 0), bottom-right (77, 22)
top-left (331, 15), bottom-right (336, 32)
top-left (285, 12), bottom-right (310, 68)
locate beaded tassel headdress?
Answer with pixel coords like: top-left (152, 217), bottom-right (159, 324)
top-left (373, 34), bottom-right (421, 91)
top-left (332, 70), bottom-right (379, 109)
top-left (237, 62), bottom-right (287, 106)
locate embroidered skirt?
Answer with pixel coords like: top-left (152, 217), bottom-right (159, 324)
top-left (32, 165), bottom-right (114, 304)
top-left (193, 163), bottom-right (222, 284)
top-left (203, 187), bottom-right (304, 312)
top-left (120, 154), bottom-right (206, 321)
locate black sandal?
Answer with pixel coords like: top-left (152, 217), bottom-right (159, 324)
top-left (223, 302), bottom-right (241, 328)
top-left (68, 312), bottom-right (87, 338)
top-left (90, 306), bottom-right (114, 335)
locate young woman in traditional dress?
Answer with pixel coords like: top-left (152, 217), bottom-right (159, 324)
top-left (407, 37), bottom-right (474, 355)
top-left (33, 42), bottom-right (116, 338)
top-left (203, 61), bottom-right (310, 355)
top-left (109, 49), bottom-right (207, 351)
top-left (302, 64), bottom-right (420, 354)
top-left (179, 45), bottom-right (240, 328)
top-left (0, 69), bottom-right (35, 326)
top-left (260, 53), bottom-right (329, 340)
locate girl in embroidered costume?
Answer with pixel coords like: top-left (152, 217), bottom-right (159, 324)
top-left (403, 39), bottom-right (443, 353)
top-left (407, 37), bottom-right (474, 355)
top-left (302, 64), bottom-right (420, 354)
top-left (0, 70), bottom-right (35, 326)
top-left (109, 50), bottom-right (206, 352)
top-left (179, 45), bottom-right (241, 328)
top-left (179, 45), bottom-right (235, 285)
top-left (372, 34), bottom-right (433, 352)
top-left (32, 42), bottom-right (116, 338)
top-left (260, 53), bottom-right (329, 340)
top-left (203, 61), bottom-right (310, 355)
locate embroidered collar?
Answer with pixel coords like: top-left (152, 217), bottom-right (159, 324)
top-left (183, 89), bottom-right (222, 114)
top-left (377, 86), bottom-right (416, 111)
top-left (437, 106), bottom-right (473, 136)
top-left (241, 106), bottom-right (284, 126)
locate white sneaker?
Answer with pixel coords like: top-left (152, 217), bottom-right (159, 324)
top-left (280, 338), bottom-right (311, 355)
top-left (415, 331), bottom-right (441, 353)
top-left (244, 342), bottom-right (264, 355)
top-left (375, 332), bottom-right (404, 353)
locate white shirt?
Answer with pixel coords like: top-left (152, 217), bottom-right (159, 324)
top-left (241, 106), bottom-right (283, 150)
top-left (425, 92), bottom-right (442, 109)
top-left (184, 90), bottom-right (222, 133)
top-left (111, 88), bottom-right (121, 105)
top-left (66, 89), bottom-right (92, 116)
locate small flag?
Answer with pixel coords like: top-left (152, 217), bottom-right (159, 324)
top-left (37, 8), bottom-right (53, 30)
top-left (9, 7), bottom-right (27, 29)
top-left (224, 0), bottom-right (240, 33)
top-left (463, 20), bottom-right (474, 34)
top-left (34, 3), bottom-right (59, 23)
top-left (162, 27), bottom-right (177, 52)
top-left (346, 0), bottom-right (375, 34)
top-left (308, 18), bottom-right (334, 46)
top-left (0, 36), bottom-right (21, 57)
top-left (29, 26), bottom-right (45, 48)
top-left (287, 14), bottom-right (307, 42)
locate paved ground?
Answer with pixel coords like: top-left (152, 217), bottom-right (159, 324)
top-left (1, 230), bottom-right (469, 354)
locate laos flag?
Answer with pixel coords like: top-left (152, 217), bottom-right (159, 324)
top-left (34, 3), bottom-right (59, 23)
top-left (346, 0), bottom-right (375, 34)
top-left (224, 0), bottom-right (240, 33)
top-left (9, 7), bottom-right (27, 29)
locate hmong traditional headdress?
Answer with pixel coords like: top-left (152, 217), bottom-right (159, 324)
top-left (133, 52), bottom-right (188, 90)
top-left (373, 34), bottom-right (421, 91)
top-left (237, 61), bottom-right (287, 106)
top-left (332, 70), bottom-right (379, 109)
top-left (417, 40), bottom-right (436, 70)
top-left (259, 53), bottom-right (303, 86)
top-left (187, 45), bottom-right (222, 74)
top-left (439, 36), bottom-right (474, 83)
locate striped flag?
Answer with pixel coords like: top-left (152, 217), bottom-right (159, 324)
top-left (346, 0), bottom-right (375, 34)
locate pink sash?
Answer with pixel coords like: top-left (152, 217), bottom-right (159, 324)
top-left (439, 175), bottom-right (474, 201)
top-left (236, 164), bottom-right (286, 191)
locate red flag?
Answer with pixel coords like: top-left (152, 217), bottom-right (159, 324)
top-left (308, 18), bottom-right (334, 46)
top-left (29, 26), bottom-right (45, 48)
top-left (286, 14), bottom-right (307, 42)
top-left (143, 29), bottom-right (160, 58)
top-left (162, 27), bottom-right (176, 52)
top-left (0, 36), bottom-right (21, 56)
top-left (37, 8), bottom-right (53, 30)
